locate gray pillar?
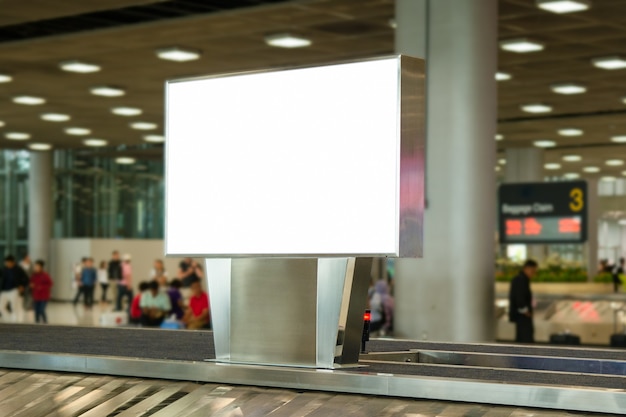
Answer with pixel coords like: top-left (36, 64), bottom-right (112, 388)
top-left (394, 0), bottom-right (497, 342)
top-left (504, 148), bottom-right (546, 260)
top-left (586, 178), bottom-right (599, 281)
top-left (28, 151), bottom-right (53, 263)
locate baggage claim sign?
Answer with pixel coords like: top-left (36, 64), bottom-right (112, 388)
top-left (498, 181), bottom-right (587, 244)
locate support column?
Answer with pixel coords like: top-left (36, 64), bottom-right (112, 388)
top-left (28, 151), bottom-right (53, 263)
top-left (586, 178), bottom-right (599, 281)
top-left (393, 0), bottom-right (497, 342)
top-left (504, 148), bottom-right (546, 260)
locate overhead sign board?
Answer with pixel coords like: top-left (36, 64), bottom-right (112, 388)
top-left (498, 181), bottom-right (587, 244)
top-left (165, 56), bottom-right (425, 258)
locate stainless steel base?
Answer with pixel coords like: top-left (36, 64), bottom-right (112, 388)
top-left (0, 350), bottom-right (624, 414)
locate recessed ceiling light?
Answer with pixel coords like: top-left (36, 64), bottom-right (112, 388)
top-left (115, 157), bottom-right (136, 165)
top-left (545, 163), bottom-right (561, 170)
top-left (0, 74), bottom-right (12, 83)
top-left (606, 159), bottom-right (624, 166)
top-left (111, 107), bottom-right (142, 116)
top-left (265, 33), bottom-right (312, 49)
top-left (611, 135), bottom-right (626, 143)
top-left (41, 113), bottom-right (70, 122)
top-left (602, 176), bottom-right (617, 182)
top-left (563, 173), bottom-right (580, 179)
top-left (498, 158), bottom-right (506, 165)
top-left (388, 18), bottom-right (397, 29)
top-left (562, 154), bottom-right (582, 162)
top-left (28, 143), bottom-right (52, 151)
top-left (496, 72), bottom-right (512, 81)
top-left (521, 103), bottom-right (552, 113)
top-left (130, 122), bottom-right (157, 130)
top-left (59, 60), bottom-right (101, 73)
top-left (536, 0), bottom-right (591, 14)
top-left (551, 83), bottom-right (586, 94)
top-left (65, 127), bottom-right (91, 136)
top-left (495, 166), bottom-right (501, 172)
top-left (143, 134), bottom-right (165, 143)
top-left (156, 47), bottom-right (201, 62)
top-left (592, 56), bottom-right (626, 70)
top-left (5, 132), bottom-right (30, 140)
top-left (0, 121), bottom-right (5, 127)
top-left (495, 134), bottom-right (504, 141)
top-left (83, 138), bottom-right (108, 147)
top-left (500, 38), bottom-right (544, 53)
top-left (90, 86), bottom-right (125, 97)
top-left (534, 140), bottom-right (556, 148)
top-left (558, 128), bottom-right (583, 136)
top-left (12, 95), bottom-right (46, 105)
top-left (583, 166), bottom-right (600, 173)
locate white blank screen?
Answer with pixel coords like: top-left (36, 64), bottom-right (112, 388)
top-left (166, 58), bottom-right (401, 257)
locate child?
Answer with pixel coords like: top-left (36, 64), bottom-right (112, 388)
top-left (130, 282), bottom-right (150, 325)
top-left (30, 260), bottom-right (53, 324)
top-left (98, 260), bottom-right (109, 303)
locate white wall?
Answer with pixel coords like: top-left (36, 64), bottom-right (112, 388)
top-left (49, 239), bottom-right (187, 301)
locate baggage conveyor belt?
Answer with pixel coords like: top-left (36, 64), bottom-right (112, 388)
top-left (0, 324), bottom-right (625, 414)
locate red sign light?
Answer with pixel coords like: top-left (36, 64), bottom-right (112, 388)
top-left (559, 218), bottom-right (580, 233)
top-left (363, 311), bottom-right (371, 322)
top-left (506, 219), bottom-right (522, 236)
top-left (524, 218), bottom-right (542, 235)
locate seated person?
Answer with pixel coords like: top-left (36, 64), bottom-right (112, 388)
top-left (140, 280), bottom-right (171, 327)
top-left (130, 281), bottom-right (149, 324)
top-left (183, 278), bottom-right (210, 330)
top-left (167, 279), bottom-right (185, 320)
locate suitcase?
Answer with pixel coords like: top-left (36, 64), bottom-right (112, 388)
top-left (610, 333), bottom-right (626, 347)
top-left (549, 333), bottom-right (581, 345)
top-left (99, 311), bottom-right (128, 327)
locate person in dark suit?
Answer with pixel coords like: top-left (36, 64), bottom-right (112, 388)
top-left (509, 259), bottom-right (538, 343)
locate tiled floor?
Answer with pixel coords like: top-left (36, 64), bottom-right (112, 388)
top-left (0, 370), bottom-right (616, 417)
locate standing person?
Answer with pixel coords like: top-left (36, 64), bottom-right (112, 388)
top-left (20, 254), bottom-right (34, 312)
top-left (97, 261), bottom-right (109, 303)
top-left (509, 259), bottom-right (538, 344)
top-left (612, 257), bottom-right (624, 293)
top-left (150, 259), bottom-right (168, 289)
top-left (0, 255), bottom-right (29, 322)
top-left (116, 254), bottom-right (133, 312)
top-left (72, 257), bottom-right (86, 306)
top-left (183, 278), bottom-right (210, 330)
top-left (177, 258), bottom-right (204, 288)
top-left (108, 250), bottom-right (122, 306)
top-left (81, 258), bottom-right (97, 309)
top-left (30, 260), bottom-right (53, 324)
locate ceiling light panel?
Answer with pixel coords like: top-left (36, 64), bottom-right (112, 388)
top-left (602, 176), bottom-right (617, 182)
top-left (562, 154), bottom-right (582, 162)
top-left (611, 135), bottom-right (626, 143)
top-left (144, 134), bottom-right (165, 143)
top-left (500, 38), bottom-right (544, 53)
top-left (65, 127), bottom-right (91, 136)
top-left (41, 113), bottom-right (70, 122)
top-left (156, 47), bottom-right (201, 62)
top-left (495, 72), bottom-right (512, 81)
top-left (536, 0), bottom-right (591, 14)
top-left (521, 103), bottom-right (552, 113)
top-left (534, 140), bottom-right (556, 148)
top-left (551, 83), bottom-right (586, 94)
top-left (116, 157), bottom-right (136, 165)
top-left (583, 166), bottom-right (600, 173)
top-left (563, 173), bottom-right (580, 179)
top-left (545, 163), bottom-right (561, 170)
top-left (558, 128), bottom-right (583, 136)
top-left (83, 138), bottom-right (108, 147)
top-left (5, 132), bottom-right (30, 140)
top-left (265, 33), bottom-right (312, 49)
top-left (111, 107), bottom-right (142, 116)
top-left (0, 121), bottom-right (5, 127)
top-left (130, 122), bottom-right (157, 130)
top-left (90, 86), bottom-right (125, 97)
top-left (29, 143), bottom-right (52, 151)
top-left (0, 74), bottom-right (12, 83)
top-left (606, 159), bottom-right (624, 166)
top-left (495, 134), bottom-right (504, 141)
top-left (592, 56), bottom-right (626, 70)
top-left (59, 60), bottom-right (101, 73)
top-left (13, 95), bottom-right (45, 105)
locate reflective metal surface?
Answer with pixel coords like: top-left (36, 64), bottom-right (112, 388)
top-left (0, 350), bottom-right (624, 414)
top-left (205, 257), bottom-right (372, 368)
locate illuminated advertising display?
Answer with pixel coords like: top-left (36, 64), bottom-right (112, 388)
top-left (498, 181), bottom-right (587, 244)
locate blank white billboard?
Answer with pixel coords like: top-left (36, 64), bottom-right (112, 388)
top-left (165, 56), bottom-right (424, 257)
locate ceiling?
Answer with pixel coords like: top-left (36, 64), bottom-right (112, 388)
top-left (1, 0), bottom-right (626, 178)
